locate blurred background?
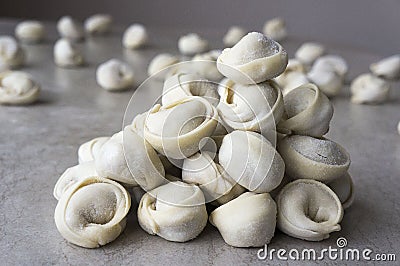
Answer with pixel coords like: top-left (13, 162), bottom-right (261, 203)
top-left (1, 0), bottom-right (399, 54)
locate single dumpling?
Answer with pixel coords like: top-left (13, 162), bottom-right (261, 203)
top-left (210, 192), bottom-right (277, 247)
top-left (54, 176), bottom-right (131, 248)
top-left (178, 33), bottom-right (209, 55)
top-left (84, 14), bottom-right (112, 35)
top-left (369, 54), bottom-right (400, 80)
top-left (217, 79), bottom-right (283, 135)
top-left (94, 131), bottom-right (139, 185)
top-left (278, 135), bottom-right (350, 183)
top-left (278, 83), bottom-right (333, 137)
top-left (350, 73), bottom-right (390, 104)
top-left (218, 130), bottom-right (285, 193)
top-left (217, 32), bottom-right (288, 84)
top-left (95, 127), bottom-right (166, 190)
top-left (96, 59), bottom-right (134, 91)
top-left (123, 125), bottom-right (167, 191)
top-left (137, 181), bottom-right (208, 242)
top-left (263, 17), bottom-right (287, 41)
top-left (143, 96), bottom-right (218, 159)
top-left (307, 60), bottom-right (344, 97)
top-left (0, 36), bottom-right (25, 68)
top-left (312, 55), bottom-right (349, 78)
top-left (277, 179), bottom-right (343, 241)
top-left (223, 26), bottom-right (247, 47)
top-left (54, 38), bottom-right (84, 67)
top-left (123, 24), bottom-right (148, 49)
top-left (0, 71), bottom-right (40, 105)
top-left (295, 42), bottom-right (325, 66)
top-left (15, 20), bottom-right (45, 43)
top-left (147, 53), bottom-right (179, 78)
top-left (57, 16), bottom-right (84, 41)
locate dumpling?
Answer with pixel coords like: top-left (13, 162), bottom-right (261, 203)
top-left (277, 179), bottom-right (343, 241)
top-left (137, 181), bottom-right (208, 242)
top-left (217, 32), bottom-right (288, 84)
top-left (218, 130), bottom-right (285, 193)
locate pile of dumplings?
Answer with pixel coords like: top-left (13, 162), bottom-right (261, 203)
top-left (53, 31), bottom-right (356, 249)
top-left (3, 15), bottom-right (398, 249)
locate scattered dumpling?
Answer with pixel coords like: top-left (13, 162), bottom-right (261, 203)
top-left (328, 172), bottom-right (354, 209)
top-left (277, 179), bottom-right (343, 241)
top-left (123, 24), bottom-right (148, 49)
top-left (182, 151), bottom-right (245, 203)
top-left (0, 71), bottom-right (40, 105)
top-left (147, 53), bottom-right (179, 78)
top-left (295, 42), bottom-right (325, 66)
top-left (307, 71), bottom-right (343, 98)
top-left (178, 33), bottom-right (209, 56)
top-left (122, 23), bottom-right (149, 49)
top-left (278, 83), bottom-right (333, 137)
top-left (143, 96), bottom-right (218, 159)
top-left (57, 16), bottom-right (84, 41)
top-left (210, 192), bottom-right (277, 247)
top-left (53, 38), bottom-right (84, 67)
top-left (84, 14), bottom-right (112, 35)
top-left (350, 73), bottom-right (390, 104)
top-left (0, 36), bottom-right (25, 68)
top-left (54, 176), bottom-right (131, 248)
top-left (162, 73), bottom-right (219, 106)
top-left (217, 32), bottom-right (288, 84)
top-left (307, 55), bottom-right (346, 97)
top-left (217, 79), bottom-right (283, 134)
top-left (78, 136), bottom-right (110, 163)
top-left (369, 54), bottom-right (400, 80)
top-left (53, 161), bottom-right (97, 200)
top-left (15, 20), bottom-right (45, 43)
top-left (312, 55), bottom-right (349, 78)
top-left (219, 131), bottom-right (285, 193)
top-left (278, 135), bottom-right (350, 183)
top-left (137, 181), bottom-right (208, 242)
top-left (96, 59), bottom-right (134, 91)
top-left (223, 26), bottom-right (247, 47)
top-left (263, 17), bottom-right (287, 41)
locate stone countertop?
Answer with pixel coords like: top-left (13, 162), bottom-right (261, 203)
top-left (0, 19), bottom-right (399, 265)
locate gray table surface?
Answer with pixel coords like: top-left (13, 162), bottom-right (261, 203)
top-left (0, 19), bottom-right (399, 265)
